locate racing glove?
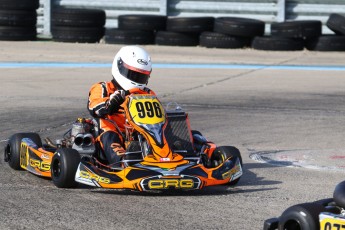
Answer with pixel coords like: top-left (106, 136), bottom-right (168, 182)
top-left (107, 90), bottom-right (129, 113)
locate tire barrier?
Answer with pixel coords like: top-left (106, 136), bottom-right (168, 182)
top-left (214, 17), bottom-right (265, 37)
top-left (104, 14), bottom-right (166, 45)
top-left (199, 32), bottom-right (251, 49)
top-left (51, 7), bottom-right (105, 43)
top-left (306, 35), bottom-right (345, 51)
top-left (104, 29), bottom-right (154, 45)
top-left (252, 36), bottom-right (305, 51)
top-left (109, 13), bottom-right (345, 51)
top-left (271, 20), bottom-right (322, 39)
top-left (5, 6), bottom-right (343, 52)
top-left (155, 31), bottom-right (199, 46)
top-left (0, 0), bottom-right (39, 41)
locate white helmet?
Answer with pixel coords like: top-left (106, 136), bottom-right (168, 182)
top-left (111, 46), bottom-right (152, 90)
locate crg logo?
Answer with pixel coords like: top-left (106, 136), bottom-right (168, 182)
top-left (148, 179), bottom-right (194, 189)
top-left (141, 176), bottom-right (201, 190)
top-left (137, 59), bottom-right (148, 65)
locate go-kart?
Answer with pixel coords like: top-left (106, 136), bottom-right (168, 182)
top-left (264, 180), bottom-right (345, 230)
top-left (4, 89), bottom-right (243, 191)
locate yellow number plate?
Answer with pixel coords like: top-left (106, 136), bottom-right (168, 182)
top-left (320, 215), bottom-right (345, 230)
top-left (129, 95), bottom-right (165, 125)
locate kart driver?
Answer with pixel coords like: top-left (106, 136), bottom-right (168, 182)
top-left (88, 46), bottom-right (155, 165)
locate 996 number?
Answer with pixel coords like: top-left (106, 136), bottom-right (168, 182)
top-left (136, 101), bottom-right (163, 118)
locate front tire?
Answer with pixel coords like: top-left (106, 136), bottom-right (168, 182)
top-left (210, 146), bottom-right (243, 185)
top-left (4, 132), bottom-right (42, 170)
top-left (51, 148), bottom-right (80, 188)
top-left (278, 202), bottom-right (325, 230)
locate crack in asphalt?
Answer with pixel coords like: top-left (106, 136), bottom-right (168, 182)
top-left (161, 55), bottom-right (305, 98)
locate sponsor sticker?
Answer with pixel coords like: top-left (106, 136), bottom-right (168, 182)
top-left (137, 59), bottom-right (148, 65)
top-left (160, 158), bottom-right (171, 162)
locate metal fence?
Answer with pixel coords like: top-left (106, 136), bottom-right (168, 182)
top-left (37, 0), bottom-right (345, 36)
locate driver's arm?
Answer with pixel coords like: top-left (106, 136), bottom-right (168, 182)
top-left (88, 82), bottom-right (113, 117)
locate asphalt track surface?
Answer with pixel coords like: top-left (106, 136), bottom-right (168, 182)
top-left (0, 42), bottom-right (345, 229)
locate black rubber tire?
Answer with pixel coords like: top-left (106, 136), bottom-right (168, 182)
top-left (51, 26), bottom-right (104, 43)
top-left (104, 29), bottom-right (154, 44)
top-left (51, 148), bottom-right (80, 188)
top-left (333, 181), bottom-right (345, 208)
top-left (5, 133), bottom-right (42, 170)
top-left (271, 20), bottom-right (321, 39)
top-left (166, 17), bottom-right (214, 33)
top-left (118, 14), bottom-right (167, 31)
top-left (211, 146), bottom-right (243, 185)
top-left (214, 17), bottom-right (265, 37)
top-left (0, 0), bottom-right (39, 10)
top-left (306, 35), bottom-right (345, 51)
top-left (0, 26), bottom-right (36, 41)
top-left (155, 31), bottom-right (199, 46)
top-left (278, 202), bottom-right (326, 230)
top-left (252, 36), bottom-right (304, 51)
top-left (0, 10), bottom-right (37, 26)
top-left (52, 8), bottom-right (106, 27)
top-left (326, 13), bottom-right (345, 35)
top-left (200, 31), bottom-right (251, 49)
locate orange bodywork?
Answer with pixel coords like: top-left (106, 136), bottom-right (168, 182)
top-left (20, 143), bottom-right (53, 178)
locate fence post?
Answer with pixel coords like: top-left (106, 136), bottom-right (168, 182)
top-left (160, 0), bottom-right (168, 16)
top-left (277, 0), bottom-right (286, 22)
top-left (43, 0), bottom-right (52, 36)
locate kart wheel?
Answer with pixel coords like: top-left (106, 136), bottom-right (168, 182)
top-left (333, 180), bottom-right (345, 209)
top-left (51, 148), bottom-right (80, 188)
top-left (278, 202), bottom-right (326, 230)
top-left (4, 133), bottom-right (42, 170)
top-left (211, 146), bottom-right (243, 185)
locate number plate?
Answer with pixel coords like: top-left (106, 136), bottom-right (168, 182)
top-left (320, 213), bottom-right (345, 230)
top-left (129, 95), bottom-right (165, 125)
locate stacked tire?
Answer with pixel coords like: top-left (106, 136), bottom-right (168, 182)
top-left (105, 15), bottom-right (167, 45)
top-left (200, 17), bottom-right (265, 49)
top-left (156, 17), bottom-right (214, 46)
top-left (305, 13), bottom-right (345, 51)
top-left (0, 0), bottom-right (39, 41)
top-left (252, 20), bottom-right (322, 51)
top-left (51, 7), bottom-right (106, 43)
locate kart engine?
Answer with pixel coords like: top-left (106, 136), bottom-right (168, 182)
top-left (66, 118), bottom-right (96, 156)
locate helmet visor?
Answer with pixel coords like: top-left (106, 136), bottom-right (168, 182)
top-left (117, 58), bottom-right (150, 85)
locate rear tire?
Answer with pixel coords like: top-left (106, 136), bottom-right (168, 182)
top-left (4, 133), bottom-right (42, 170)
top-left (278, 202), bottom-right (326, 230)
top-left (51, 148), bottom-right (80, 188)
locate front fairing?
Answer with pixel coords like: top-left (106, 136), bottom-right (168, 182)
top-left (125, 94), bottom-right (175, 161)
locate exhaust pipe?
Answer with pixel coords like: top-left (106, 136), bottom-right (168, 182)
top-left (74, 134), bottom-right (94, 147)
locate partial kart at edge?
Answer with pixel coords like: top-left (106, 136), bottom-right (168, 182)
top-left (264, 181), bottom-right (345, 230)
